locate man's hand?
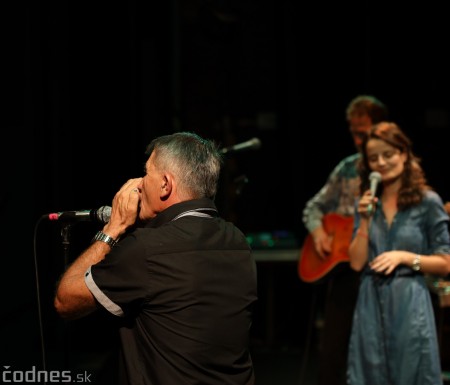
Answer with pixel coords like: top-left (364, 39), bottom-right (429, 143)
top-left (311, 226), bottom-right (332, 259)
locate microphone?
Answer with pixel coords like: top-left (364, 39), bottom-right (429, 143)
top-left (47, 206), bottom-right (112, 224)
top-left (221, 137), bottom-right (262, 155)
top-left (367, 171), bottom-right (382, 214)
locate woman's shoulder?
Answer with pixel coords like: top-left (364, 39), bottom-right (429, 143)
top-left (422, 189), bottom-right (444, 206)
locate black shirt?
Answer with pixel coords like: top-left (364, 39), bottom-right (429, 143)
top-left (85, 198), bottom-right (257, 385)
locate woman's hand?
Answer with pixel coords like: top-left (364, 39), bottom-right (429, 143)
top-left (370, 251), bottom-right (403, 275)
top-left (358, 189), bottom-right (378, 218)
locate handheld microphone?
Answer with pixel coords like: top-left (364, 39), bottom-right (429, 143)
top-left (220, 137), bottom-right (262, 155)
top-left (367, 171), bottom-right (382, 214)
top-left (47, 206), bottom-right (112, 224)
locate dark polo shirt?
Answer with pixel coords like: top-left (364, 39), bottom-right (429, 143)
top-left (85, 198), bottom-right (257, 385)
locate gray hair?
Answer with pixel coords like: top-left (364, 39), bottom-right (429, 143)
top-left (145, 132), bottom-right (223, 199)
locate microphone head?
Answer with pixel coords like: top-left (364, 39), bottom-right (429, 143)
top-left (95, 206), bottom-right (112, 224)
top-left (369, 171), bottom-right (382, 200)
top-left (369, 171), bottom-right (382, 183)
top-left (248, 137), bottom-right (262, 150)
top-left (220, 137), bottom-right (262, 155)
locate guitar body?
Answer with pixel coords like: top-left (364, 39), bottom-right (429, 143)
top-left (298, 213), bottom-right (354, 283)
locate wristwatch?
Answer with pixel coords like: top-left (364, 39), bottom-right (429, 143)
top-left (412, 254), bottom-right (421, 272)
top-left (92, 231), bottom-right (118, 248)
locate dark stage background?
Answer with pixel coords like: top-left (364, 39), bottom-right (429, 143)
top-left (3, 1), bottom-right (450, 383)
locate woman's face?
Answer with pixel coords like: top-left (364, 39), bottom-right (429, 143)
top-left (366, 138), bottom-right (407, 184)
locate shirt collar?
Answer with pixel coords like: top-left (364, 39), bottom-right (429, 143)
top-left (146, 198), bottom-right (218, 228)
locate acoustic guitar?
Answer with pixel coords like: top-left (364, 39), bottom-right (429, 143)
top-left (298, 213), bottom-right (354, 283)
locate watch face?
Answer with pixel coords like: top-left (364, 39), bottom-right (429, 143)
top-left (412, 256), bottom-right (421, 271)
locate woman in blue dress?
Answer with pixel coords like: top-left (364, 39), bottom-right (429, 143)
top-left (347, 121), bottom-right (450, 385)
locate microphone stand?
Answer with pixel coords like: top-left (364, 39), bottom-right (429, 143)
top-left (59, 223), bottom-right (73, 371)
top-left (60, 223), bottom-right (72, 268)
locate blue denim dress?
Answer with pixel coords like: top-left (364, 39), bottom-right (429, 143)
top-left (347, 190), bottom-right (450, 385)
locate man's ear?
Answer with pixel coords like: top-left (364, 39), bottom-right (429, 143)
top-left (160, 174), bottom-right (173, 199)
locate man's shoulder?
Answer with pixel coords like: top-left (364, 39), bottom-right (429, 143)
top-left (338, 152), bottom-right (360, 165)
top-left (332, 153), bottom-right (360, 174)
